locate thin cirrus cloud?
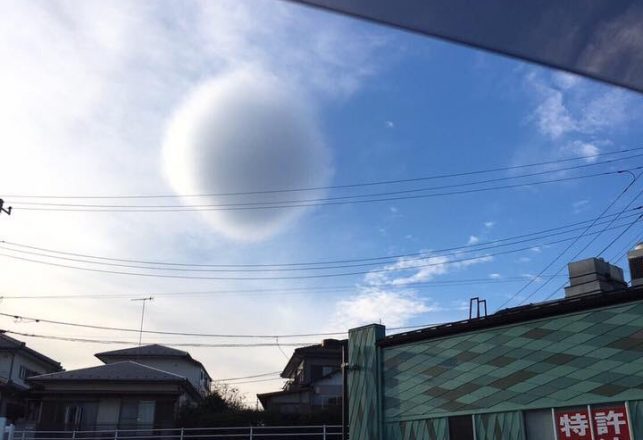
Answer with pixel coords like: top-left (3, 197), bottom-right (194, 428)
top-left (329, 251), bottom-right (494, 329)
top-left (525, 70), bottom-right (636, 140)
top-left (163, 70), bottom-right (333, 241)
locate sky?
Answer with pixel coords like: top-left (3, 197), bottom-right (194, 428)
top-left (0, 0), bottom-right (642, 403)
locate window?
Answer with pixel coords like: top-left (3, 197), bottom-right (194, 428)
top-left (119, 400), bottom-right (156, 429)
top-left (19, 366), bottom-right (39, 380)
top-left (525, 409), bottom-right (555, 440)
top-left (64, 404), bottom-right (82, 427)
top-left (448, 415), bottom-right (474, 440)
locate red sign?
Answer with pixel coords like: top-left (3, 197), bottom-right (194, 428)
top-left (591, 405), bottom-right (631, 440)
top-left (555, 405), bottom-right (632, 440)
top-left (556, 408), bottom-right (592, 440)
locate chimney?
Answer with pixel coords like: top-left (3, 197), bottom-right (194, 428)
top-left (564, 257), bottom-right (627, 298)
top-left (628, 243), bottom-right (643, 287)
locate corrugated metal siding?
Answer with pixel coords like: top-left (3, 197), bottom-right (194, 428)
top-left (382, 301), bottom-right (643, 422)
top-left (348, 325), bottom-right (385, 440)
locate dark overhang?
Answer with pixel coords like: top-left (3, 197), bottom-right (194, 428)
top-left (287, 0), bottom-right (643, 94)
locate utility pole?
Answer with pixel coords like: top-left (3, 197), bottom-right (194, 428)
top-left (131, 297), bottom-right (153, 347)
top-left (0, 199), bottom-right (11, 216)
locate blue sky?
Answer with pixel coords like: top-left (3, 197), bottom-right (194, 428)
top-left (0, 0), bottom-right (641, 398)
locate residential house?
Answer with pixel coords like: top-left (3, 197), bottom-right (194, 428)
top-left (257, 339), bottom-right (345, 414)
top-left (95, 345), bottom-right (212, 397)
top-left (0, 333), bottom-right (61, 423)
top-left (26, 344), bottom-right (211, 431)
top-left (348, 249), bottom-right (643, 440)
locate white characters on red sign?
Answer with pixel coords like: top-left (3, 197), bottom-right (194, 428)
top-left (594, 410), bottom-right (626, 437)
top-left (560, 412), bottom-right (590, 438)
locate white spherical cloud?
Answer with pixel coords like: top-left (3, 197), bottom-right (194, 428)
top-left (163, 70), bottom-right (332, 241)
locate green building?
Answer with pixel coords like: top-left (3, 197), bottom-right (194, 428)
top-left (347, 251), bottom-right (643, 440)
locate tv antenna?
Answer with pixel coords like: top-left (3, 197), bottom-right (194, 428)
top-left (131, 296), bottom-right (154, 347)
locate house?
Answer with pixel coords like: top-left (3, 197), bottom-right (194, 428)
top-left (26, 344), bottom-right (211, 431)
top-left (0, 333), bottom-right (61, 424)
top-left (95, 345), bottom-right (212, 397)
top-left (257, 339), bottom-right (345, 414)
top-left (347, 248), bottom-right (643, 440)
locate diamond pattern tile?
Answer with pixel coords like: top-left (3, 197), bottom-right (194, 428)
top-left (383, 301), bottom-right (643, 422)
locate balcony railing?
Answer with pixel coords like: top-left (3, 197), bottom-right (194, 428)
top-left (7, 425), bottom-right (343, 440)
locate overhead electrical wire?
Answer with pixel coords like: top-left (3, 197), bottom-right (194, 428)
top-left (0, 221), bottom-right (635, 281)
top-left (541, 226), bottom-right (642, 303)
top-left (221, 377), bottom-right (286, 385)
top-left (0, 275), bottom-right (568, 301)
top-left (496, 172), bottom-right (641, 310)
top-left (11, 157), bottom-right (639, 209)
top-left (6, 148), bottom-right (640, 200)
top-left (515, 188), bottom-right (642, 306)
top-left (0, 330), bottom-right (311, 347)
top-left (214, 371), bottom-right (283, 382)
top-left (0, 312), bottom-right (440, 339)
top-left (11, 167), bottom-right (642, 213)
top-left (1, 209), bottom-right (639, 270)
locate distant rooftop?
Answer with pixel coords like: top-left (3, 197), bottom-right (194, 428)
top-left (96, 344), bottom-right (190, 359)
top-left (0, 332), bottom-right (62, 369)
top-left (95, 344), bottom-right (211, 380)
top-left (281, 339), bottom-right (346, 378)
top-left (28, 360), bottom-right (187, 382)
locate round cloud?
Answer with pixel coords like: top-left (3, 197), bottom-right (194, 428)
top-left (162, 70), bottom-right (332, 241)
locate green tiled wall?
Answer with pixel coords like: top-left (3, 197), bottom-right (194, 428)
top-left (348, 324), bottom-right (385, 440)
top-left (629, 400), bottom-right (643, 438)
top-left (475, 411), bottom-right (525, 440)
top-left (384, 418), bottom-right (448, 440)
top-left (382, 301), bottom-right (643, 422)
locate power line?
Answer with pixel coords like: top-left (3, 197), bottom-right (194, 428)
top-left (12, 157), bottom-right (637, 209)
top-left (6, 148), bottom-right (640, 200)
top-left (0, 311), bottom-right (438, 339)
top-left (1, 209), bottom-right (638, 270)
top-left (214, 371), bottom-right (283, 382)
top-left (496, 171), bottom-right (641, 310)
top-left (0, 274), bottom-right (568, 301)
top-left (0, 213), bottom-right (638, 275)
top-left (223, 377), bottom-right (286, 385)
top-left (12, 168), bottom-right (640, 213)
top-left (0, 313), bottom-right (346, 339)
top-left (515, 188), bottom-right (642, 306)
top-left (0, 221), bottom-right (634, 281)
top-left (541, 230), bottom-right (643, 303)
top-left (0, 330), bottom-right (311, 347)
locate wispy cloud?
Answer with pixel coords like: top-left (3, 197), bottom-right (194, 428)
top-left (330, 288), bottom-right (433, 329)
top-left (328, 249), bottom-right (493, 329)
top-left (0, 0), bottom-right (393, 396)
top-left (525, 70), bottom-right (636, 140)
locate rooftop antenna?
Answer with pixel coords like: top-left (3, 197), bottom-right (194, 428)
top-left (0, 199), bottom-right (12, 216)
top-left (131, 297), bottom-right (153, 347)
top-left (469, 297), bottom-right (488, 319)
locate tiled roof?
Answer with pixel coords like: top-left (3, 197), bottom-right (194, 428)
top-left (95, 344), bottom-right (189, 358)
top-left (28, 361), bottom-right (186, 382)
top-left (95, 344), bottom-right (211, 380)
top-left (281, 339), bottom-right (345, 378)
